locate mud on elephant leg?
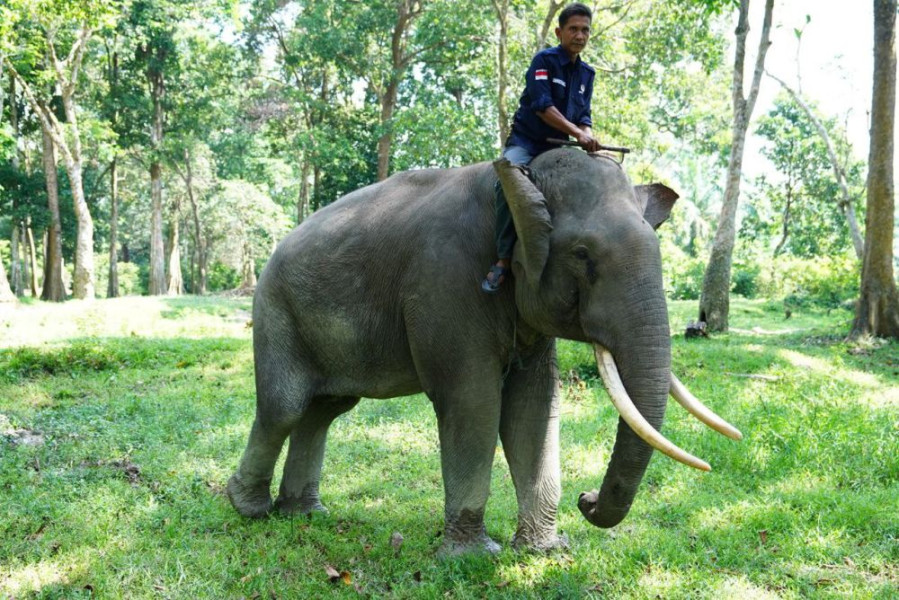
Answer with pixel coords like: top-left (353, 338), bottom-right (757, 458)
top-left (275, 396), bottom-right (360, 515)
top-left (500, 340), bottom-right (569, 552)
top-left (430, 379), bottom-right (504, 558)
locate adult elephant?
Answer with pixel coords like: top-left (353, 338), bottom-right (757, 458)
top-left (227, 148), bottom-right (741, 556)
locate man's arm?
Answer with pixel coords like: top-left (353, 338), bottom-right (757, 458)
top-left (537, 106), bottom-right (601, 152)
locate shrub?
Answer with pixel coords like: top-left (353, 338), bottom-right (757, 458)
top-left (94, 253), bottom-right (143, 297)
top-left (756, 254), bottom-right (859, 308)
top-left (207, 262), bottom-right (240, 291)
top-left (732, 261), bottom-right (761, 298)
top-left (662, 241), bottom-right (707, 300)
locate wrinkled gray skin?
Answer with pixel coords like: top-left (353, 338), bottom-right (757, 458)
top-left (227, 148), bottom-right (679, 556)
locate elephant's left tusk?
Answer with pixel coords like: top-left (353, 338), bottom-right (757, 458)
top-left (594, 345), bottom-right (711, 472)
top-left (670, 374), bottom-right (743, 441)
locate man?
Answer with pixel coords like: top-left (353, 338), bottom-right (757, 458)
top-left (482, 2), bottom-right (600, 293)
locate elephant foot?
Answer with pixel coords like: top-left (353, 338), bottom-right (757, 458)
top-left (511, 531), bottom-right (570, 553)
top-left (437, 533), bottom-right (501, 559)
top-left (437, 510), bottom-right (501, 558)
top-left (227, 473), bottom-right (273, 518)
top-left (274, 484), bottom-right (329, 516)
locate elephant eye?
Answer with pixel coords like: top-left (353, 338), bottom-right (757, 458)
top-left (573, 247), bottom-right (589, 260)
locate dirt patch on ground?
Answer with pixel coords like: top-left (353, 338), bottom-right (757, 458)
top-left (0, 414), bottom-right (46, 447)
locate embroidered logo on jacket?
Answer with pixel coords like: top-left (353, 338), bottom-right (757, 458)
top-left (580, 84), bottom-right (586, 94)
top-left (535, 69), bottom-right (548, 80)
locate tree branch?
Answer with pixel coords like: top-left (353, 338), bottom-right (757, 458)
top-left (744, 0), bottom-right (774, 118)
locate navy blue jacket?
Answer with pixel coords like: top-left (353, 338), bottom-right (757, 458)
top-left (507, 45), bottom-right (595, 156)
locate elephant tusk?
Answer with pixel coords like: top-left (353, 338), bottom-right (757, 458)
top-left (593, 345), bottom-right (711, 472)
top-left (670, 374), bottom-right (743, 441)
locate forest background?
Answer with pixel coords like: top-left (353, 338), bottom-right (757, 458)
top-left (0, 0), bottom-right (895, 335)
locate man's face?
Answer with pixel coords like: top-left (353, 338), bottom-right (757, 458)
top-left (555, 15), bottom-right (591, 58)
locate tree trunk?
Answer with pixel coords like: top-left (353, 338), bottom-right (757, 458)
top-left (10, 223), bottom-right (23, 297)
top-left (166, 197), bottom-right (183, 296)
top-left (377, 80), bottom-right (399, 181)
top-left (0, 253), bottom-right (13, 302)
top-left (536, 1), bottom-right (564, 53)
top-left (183, 149), bottom-right (207, 295)
top-left (40, 125), bottom-right (65, 302)
top-left (376, 2), bottom-right (421, 181)
top-left (148, 67), bottom-right (167, 295)
top-left (298, 158), bottom-right (310, 223)
top-left (241, 240), bottom-right (257, 289)
top-left (65, 154), bottom-right (95, 299)
top-left (851, 0), bottom-right (899, 339)
top-left (107, 158), bottom-right (119, 298)
top-left (25, 221), bottom-right (38, 297)
top-left (492, 0), bottom-right (510, 146)
top-left (698, 0), bottom-right (774, 332)
top-left (8, 72), bottom-right (24, 297)
top-left (768, 73), bottom-right (865, 259)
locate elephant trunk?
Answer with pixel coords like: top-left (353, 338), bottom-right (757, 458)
top-left (579, 299), bottom-right (674, 528)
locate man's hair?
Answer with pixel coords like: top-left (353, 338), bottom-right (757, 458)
top-left (558, 3), bottom-right (592, 27)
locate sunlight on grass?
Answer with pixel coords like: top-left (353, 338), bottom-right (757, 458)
top-left (779, 348), bottom-right (881, 388)
top-left (1, 561), bottom-right (65, 597)
top-left (711, 575), bottom-right (781, 599)
top-left (637, 568), bottom-right (685, 597)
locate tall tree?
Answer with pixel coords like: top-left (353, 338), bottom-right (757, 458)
top-left (2, 0), bottom-right (115, 299)
top-left (0, 254), bottom-right (13, 302)
top-left (851, 0), bottom-right (899, 339)
top-left (697, 0), bottom-right (774, 331)
top-left (40, 124), bottom-right (65, 300)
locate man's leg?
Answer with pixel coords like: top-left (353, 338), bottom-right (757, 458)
top-left (482, 145), bottom-right (534, 293)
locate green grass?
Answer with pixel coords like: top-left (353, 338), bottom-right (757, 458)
top-left (0, 296), bottom-right (896, 598)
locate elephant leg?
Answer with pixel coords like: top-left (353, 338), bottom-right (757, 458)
top-left (228, 340), bottom-right (313, 518)
top-left (227, 412), bottom-right (294, 518)
top-left (275, 395), bottom-right (360, 515)
top-left (499, 341), bottom-right (567, 552)
top-left (430, 374), bottom-right (504, 558)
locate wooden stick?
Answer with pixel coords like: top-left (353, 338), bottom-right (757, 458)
top-left (546, 138), bottom-right (631, 154)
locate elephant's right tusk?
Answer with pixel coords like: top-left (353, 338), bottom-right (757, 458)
top-left (670, 374), bottom-right (743, 441)
top-left (594, 345), bottom-right (711, 472)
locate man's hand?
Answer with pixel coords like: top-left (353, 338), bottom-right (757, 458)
top-left (575, 130), bottom-right (601, 153)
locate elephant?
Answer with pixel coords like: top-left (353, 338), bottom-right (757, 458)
top-left (227, 147), bottom-right (742, 556)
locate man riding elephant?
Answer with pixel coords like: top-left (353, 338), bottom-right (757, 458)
top-left (482, 2), bottom-right (602, 294)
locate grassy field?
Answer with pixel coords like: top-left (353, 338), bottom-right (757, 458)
top-left (0, 295), bottom-right (896, 599)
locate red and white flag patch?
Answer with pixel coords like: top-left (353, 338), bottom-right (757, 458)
top-left (535, 69), bottom-right (548, 80)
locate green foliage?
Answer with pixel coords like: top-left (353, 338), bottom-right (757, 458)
top-left (755, 254), bottom-right (860, 308)
top-left (206, 261), bottom-right (240, 291)
top-left (744, 94), bottom-right (865, 259)
top-left (661, 237), bottom-right (708, 300)
top-left (0, 297), bottom-right (896, 597)
top-left (93, 253), bottom-right (142, 297)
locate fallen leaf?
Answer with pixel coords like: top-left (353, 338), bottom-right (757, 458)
top-left (325, 565), bottom-right (340, 583)
top-left (496, 581), bottom-right (510, 589)
top-left (340, 571), bottom-right (352, 585)
top-left (413, 571), bottom-right (422, 583)
top-left (758, 530), bottom-right (768, 545)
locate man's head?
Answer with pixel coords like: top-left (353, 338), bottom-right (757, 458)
top-left (555, 3), bottom-right (592, 60)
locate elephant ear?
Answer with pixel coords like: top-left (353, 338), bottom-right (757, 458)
top-left (634, 183), bottom-right (679, 230)
top-left (494, 159), bottom-right (553, 288)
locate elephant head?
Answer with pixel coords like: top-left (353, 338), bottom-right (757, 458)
top-left (495, 149), bottom-right (741, 528)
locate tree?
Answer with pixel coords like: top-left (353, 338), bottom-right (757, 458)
top-left (2, 0), bottom-right (118, 300)
top-left (851, 0), bottom-right (899, 339)
top-left (748, 96), bottom-right (864, 259)
top-left (698, 0), bottom-right (774, 331)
